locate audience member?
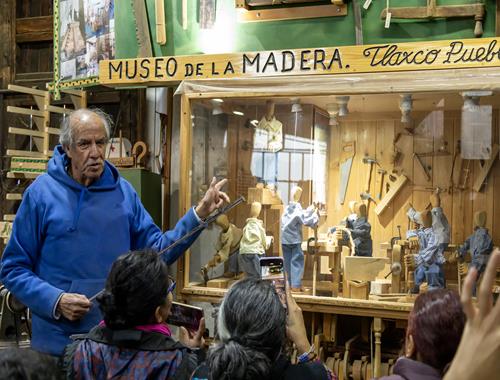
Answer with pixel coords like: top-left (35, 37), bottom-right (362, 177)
top-left (63, 249), bottom-right (205, 379)
top-left (191, 278), bottom-right (332, 380)
top-left (0, 348), bottom-right (62, 380)
top-left (378, 289), bottom-right (465, 380)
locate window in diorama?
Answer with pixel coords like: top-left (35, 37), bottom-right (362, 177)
top-left (190, 98), bottom-right (329, 287)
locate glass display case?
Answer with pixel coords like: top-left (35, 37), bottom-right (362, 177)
top-left (178, 74), bottom-right (500, 297)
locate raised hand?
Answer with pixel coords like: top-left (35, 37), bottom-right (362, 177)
top-left (195, 177), bottom-right (230, 219)
top-left (444, 249), bottom-right (500, 380)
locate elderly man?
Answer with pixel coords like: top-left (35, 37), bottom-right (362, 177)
top-left (0, 108), bottom-right (228, 356)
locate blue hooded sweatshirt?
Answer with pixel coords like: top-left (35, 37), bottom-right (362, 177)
top-left (1, 146), bottom-right (202, 355)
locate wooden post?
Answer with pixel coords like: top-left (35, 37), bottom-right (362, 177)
top-left (0, 0), bottom-right (15, 89)
top-left (373, 318), bottom-right (384, 378)
top-left (162, 87), bottom-right (174, 231)
top-left (332, 246), bottom-right (341, 297)
top-left (179, 94), bottom-right (193, 291)
top-left (391, 244), bottom-right (402, 293)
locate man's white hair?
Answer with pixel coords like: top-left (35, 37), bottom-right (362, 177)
top-left (59, 108), bottom-right (112, 146)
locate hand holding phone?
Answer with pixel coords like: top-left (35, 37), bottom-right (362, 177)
top-left (179, 317), bottom-right (206, 349)
top-left (167, 301), bottom-right (204, 331)
top-left (260, 257), bottom-right (287, 309)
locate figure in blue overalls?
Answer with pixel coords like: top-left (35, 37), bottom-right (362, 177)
top-left (457, 211), bottom-right (493, 295)
top-left (406, 192), bottom-right (449, 293)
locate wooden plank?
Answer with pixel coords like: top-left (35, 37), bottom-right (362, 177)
top-left (8, 84), bottom-right (47, 97)
top-left (45, 105), bottom-right (73, 115)
top-left (16, 16), bottom-right (53, 34)
top-left (237, 4), bottom-right (347, 22)
top-left (16, 30), bottom-right (54, 43)
top-left (375, 175), bottom-right (408, 216)
top-left (6, 194), bottom-right (22, 201)
top-left (344, 256), bottom-right (389, 282)
top-left (6, 149), bottom-right (45, 158)
top-left (8, 127), bottom-right (44, 138)
top-left (7, 172), bottom-right (41, 179)
top-left (99, 38), bottom-right (500, 86)
top-left (7, 105), bottom-right (44, 117)
top-left (155, 0), bottom-right (166, 45)
top-left (46, 127), bottom-right (61, 135)
top-left (472, 144), bottom-right (499, 192)
top-left (3, 215), bottom-right (16, 222)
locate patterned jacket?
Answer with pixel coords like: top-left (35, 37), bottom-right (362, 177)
top-left (63, 325), bottom-right (203, 380)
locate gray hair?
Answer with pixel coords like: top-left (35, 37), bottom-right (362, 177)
top-left (59, 108), bottom-right (112, 146)
top-left (208, 278), bottom-right (286, 380)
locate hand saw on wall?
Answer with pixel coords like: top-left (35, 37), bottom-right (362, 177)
top-left (131, 0), bottom-right (153, 57)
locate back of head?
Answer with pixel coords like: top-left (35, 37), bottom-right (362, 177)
top-left (249, 201), bottom-right (262, 218)
top-left (97, 249), bottom-right (169, 329)
top-left (354, 202), bottom-right (367, 218)
top-left (215, 214), bottom-right (230, 230)
top-left (0, 348), bottom-right (61, 380)
top-left (208, 278), bottom-right (287, 380)
top-left (420, 210), bottom-right (432, 228)
top-left (407, 289), bottom-right (465, 373)
top-left (474, 210), bottom-right (486, 228)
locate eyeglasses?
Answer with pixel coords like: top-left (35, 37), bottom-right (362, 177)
top-left (168, 276), bottom-right (176, 294)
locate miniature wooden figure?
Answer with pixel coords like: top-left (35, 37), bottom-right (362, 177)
top-left (333, 202), bottom-right (372, 257)
top-left (457, 211), bottom-right (493, 294)
top-left (406, 205), bottom-right (448, 293)
top-left (281, 186), bottom-right (319, 291)
top-left (200, 214), bottom-right (243, 284)
top-left (239, 201), bottom-right (272, 278)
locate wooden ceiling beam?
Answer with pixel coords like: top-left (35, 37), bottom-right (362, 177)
top-left (16, 16), bottom-right (53, 43)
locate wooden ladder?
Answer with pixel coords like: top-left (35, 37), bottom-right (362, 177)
top-left (1, 85), bottom-right (87, 244)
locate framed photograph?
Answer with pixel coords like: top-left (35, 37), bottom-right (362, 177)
top-left (53, 0), bottom-right (115, 93)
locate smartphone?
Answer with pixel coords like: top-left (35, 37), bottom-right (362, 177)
top-left (167, 301), bottom-right (204, 331)
top-left (260, 257), bottom-right (287, 309)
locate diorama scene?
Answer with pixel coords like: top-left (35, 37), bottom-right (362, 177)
top-left (188, 93), bottom-right (500, 301)
top-left (0, 0), bottom-right (499, 379)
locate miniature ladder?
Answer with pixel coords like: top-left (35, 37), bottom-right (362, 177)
top-left (1, 85), bottom-right (87, 244)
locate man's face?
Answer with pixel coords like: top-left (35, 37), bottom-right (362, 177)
top-left (65, 113), bottom-right (107, 186)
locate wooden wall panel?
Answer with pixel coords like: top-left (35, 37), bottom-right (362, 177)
top-left (326, 111), bottom-right (500, 255)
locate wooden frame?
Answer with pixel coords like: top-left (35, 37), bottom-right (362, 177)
top-left (235, 1), bottom-right (347, 23)
top-left (51, 0), bottom-right (112, 98)
top-left (177, 65), bottom-right (500, 304)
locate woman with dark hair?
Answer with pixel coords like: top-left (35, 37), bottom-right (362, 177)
top-left (191, 278), bottom-right (332, 380)
top-left (0, 348), bottom-right (62, 380)
top-left (378, 289), bottom-right (465, 380)
top-left (63, 249), bottom-right (205, 379)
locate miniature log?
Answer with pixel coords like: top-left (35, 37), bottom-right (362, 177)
top-left (374, 175), bottom-right (408, 215)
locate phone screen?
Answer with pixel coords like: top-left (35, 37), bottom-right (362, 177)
top-left (260, 257), bottom-right (287, 309)
top-left (167, 301), bottom-right (204, 331)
